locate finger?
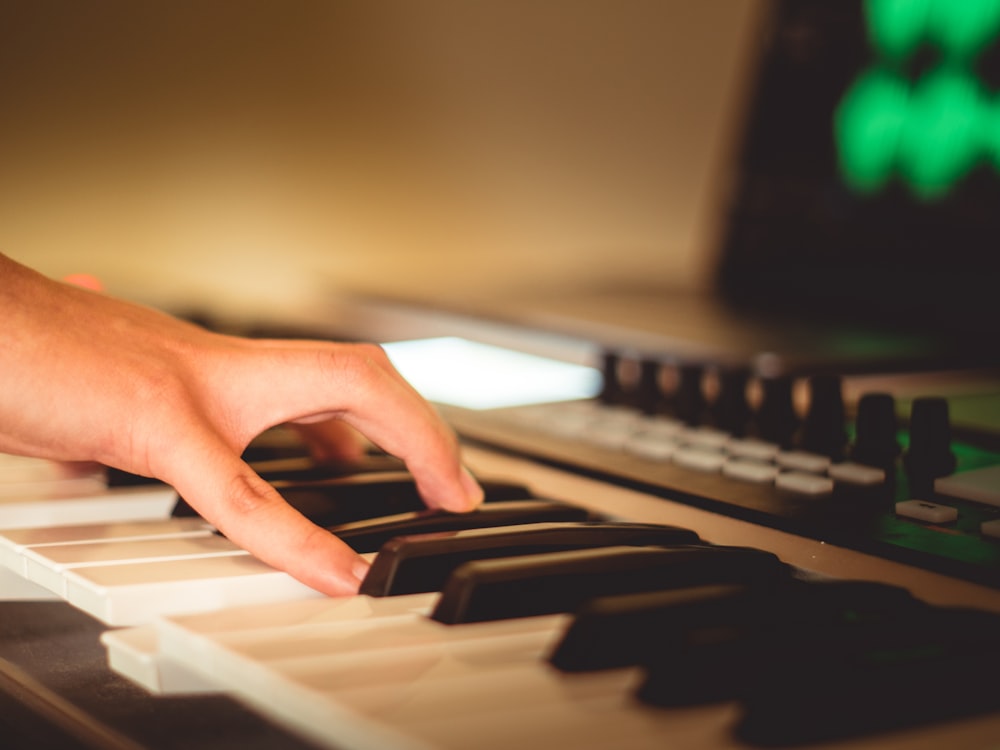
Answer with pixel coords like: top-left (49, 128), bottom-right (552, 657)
top-left (288, 419), bottom-right (368, 463)
top-left (155, 421), bottom-right (369, 596)
top-left (319, 350), bottom-right (485, 511)
top-left (220, 342), bottom-right (484, 512)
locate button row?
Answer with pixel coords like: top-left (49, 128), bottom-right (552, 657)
top-left (597, 355), bottom-right (964, 495)
top-left (506, 400), bottom-right (1000, 540)
top-left (504, 402), bottom-right (891, 496)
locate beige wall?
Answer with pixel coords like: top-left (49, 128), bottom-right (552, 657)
top-left (0, 1), bottom-right (766, 323)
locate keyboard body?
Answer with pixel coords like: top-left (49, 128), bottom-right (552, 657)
top-left (2, 296), bottom-right (1000, 749)
top-left (1, 439), bottom-right (1000, 749)
top-left (443, 399), bottom-right (1000, 591)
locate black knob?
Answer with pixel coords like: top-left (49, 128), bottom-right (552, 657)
top-left (598, 351), bottom-right (627, 406)
top-left (754, 375), bottom-right (799, 447)
top-left (851, 392), bottom-right (900, 468)
top-left (635, 359), bottom-right (665, 415)
top-left (673, 363), bottom-right (707, 425)
top-left (903, 397), bottom-right (957, 490)
top-left (708, 366), bottom-right (752, 436)
top-left (798, 375), bottom-right (848, 460)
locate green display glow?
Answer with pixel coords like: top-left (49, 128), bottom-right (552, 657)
top-left (836, 68), bottom-right (998, 199)
top-left (898, 68), bottom-right (983, 197)
top-left (865, 0), bottom-right (931, 62)
top-left (866, 0), bottom-right (1000, 61)
top-left (835, 68), bottom-right (909, 193)
top-left (835, 0), bottom-right (1000, 199)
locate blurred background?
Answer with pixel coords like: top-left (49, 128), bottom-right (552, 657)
top-left (0, 0), bottom-right (764, 325)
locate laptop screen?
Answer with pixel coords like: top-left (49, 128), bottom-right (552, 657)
top-left (715, 0), bottom-right (1000, 351)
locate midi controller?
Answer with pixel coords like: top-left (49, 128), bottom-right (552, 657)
top-left (0, 262), bottom-right (999, 749)
top-left (1, 314), bottom-right (1000, 750)
top-left (442, 350), bottom-right (1000, 592)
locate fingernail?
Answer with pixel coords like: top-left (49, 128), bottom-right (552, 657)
top-left (461, 465), bottom-right (485, 508)
top-left (352, 556), bottom-right (371, 584)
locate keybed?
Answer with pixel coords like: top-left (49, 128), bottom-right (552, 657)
top-left (147, 590), bottom-right (1000, 750)
top-left (1, 441), bottom-right (1000, 749)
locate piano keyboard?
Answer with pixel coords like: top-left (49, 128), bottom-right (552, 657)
top-left (0, 477), bottom-right (176, 532)
top-left (146, 587), bottom-right (1000, 750)
top-left (2, 439), bottom-right (1000, 750)
top-left (0, 454), bottom-right (181, 603)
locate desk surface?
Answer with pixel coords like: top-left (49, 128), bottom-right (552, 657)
top-left (0, 601), bottom-right (320, 750)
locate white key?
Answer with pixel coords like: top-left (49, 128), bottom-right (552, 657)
top-left (0, 517), bottom-right (213, 575)
top-left (0, 484), bottom-right (177, 530)
top-left (0, 454), bottom-right (105, 484)
top-left (65, 547), bottom-right (351, 625)
top-left (144, 576), bottom-right (1000, 750)
top-left (0, 566), bottom-right (58, 601)
top-left (23, 533), bottom-right (243, 596)
top-left (123, 594), bottom-right (441, 695)
top-left (0, 487), bottom-right (182, 600)
top-left (151, 597), bottom-right (736, 750)
top-left (0, 475), bottom-right (106, 500)
top-left (152, 602), bottom-right (565, 747)
top-left (100, 625), bottom-right (218, 695)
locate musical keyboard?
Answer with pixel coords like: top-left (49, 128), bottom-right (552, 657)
top-left (0, 454), bottom-right (181, 603)
top-left (106, 440), bottom-right (1000, 747)
top-left (146, 585), bottom-right (1000, 750)
top-left (2, 344), bottom-right (1000, 750)
top-left (2, 436), bottom-right (999, 750)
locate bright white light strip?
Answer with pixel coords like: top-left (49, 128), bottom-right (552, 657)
top-left (382, 336), bottom-right (602, 410)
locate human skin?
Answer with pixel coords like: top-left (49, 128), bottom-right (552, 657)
top-left (0, 253), bottom-right (483, 595)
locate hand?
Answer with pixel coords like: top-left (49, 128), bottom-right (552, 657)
top-left (0, 254), bottom-right (483, 595)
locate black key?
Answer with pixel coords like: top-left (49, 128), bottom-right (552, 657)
top-left (734, 607), bottom-right (1000, 746)
top-left (556, 579), bottom-right (922, 673)
top-left (633, 580), bottom-right (926, 706)
top-left (173, 471), bottom-right (533, 524)
top-left (249, 455), bottom-right (406, 483)
top-left (106, 467), bottom-right (163, 487)
top-left (279, 474), bottom-right (532, 526)
top-left (170, 461), bottom-right (410, 516)
top-left (552, 582), bottom-right (756, 673)
top-left (360, 521), bottom-right (702, 596)
top-left (431, 545), bottom-right (790, 624)
top-left (329, 499), bottom-right (592, 554)
top-left (119, 428), bottom-right (325, 486)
